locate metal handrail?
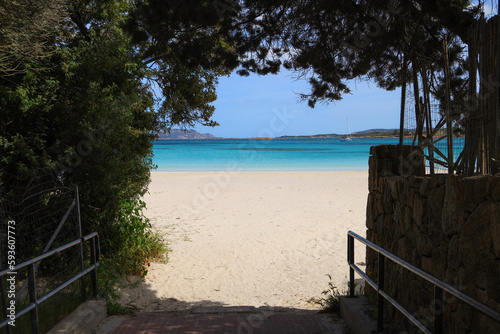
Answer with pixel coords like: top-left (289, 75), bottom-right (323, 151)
top-left (0, 232), bottom-right (100, 334)
top-left (347, 230), bottom-right (500, 333)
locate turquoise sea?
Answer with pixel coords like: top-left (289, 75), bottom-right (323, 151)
top-left (152, 138), bottom-right (399, 172)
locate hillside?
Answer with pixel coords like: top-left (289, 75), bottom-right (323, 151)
top-left (279, 128), bottom-right (400, 139)
top-left (157, 129), bottom-right (217, 140)
top-left (156, 128), bottom-right (401, 140)
top-left (352, 128), bottom-right (400, 137)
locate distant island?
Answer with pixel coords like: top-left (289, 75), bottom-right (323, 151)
top-left (156, 129), bottom-right (218, 140)
top-left (279, 128), bottom-right (400, 139)
top-left (157, 128), bottom-right (402, 140)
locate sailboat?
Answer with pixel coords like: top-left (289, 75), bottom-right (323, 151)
top-left (340, 117), bottom-right (352, 142)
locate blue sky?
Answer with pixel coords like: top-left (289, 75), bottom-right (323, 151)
top-left (193, 69), bottom-right (402, 138)
top-left (190, 1), bottom-right (497, 139)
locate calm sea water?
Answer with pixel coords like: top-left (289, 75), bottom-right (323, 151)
top-left (151, 138), bottom-right (399, 172)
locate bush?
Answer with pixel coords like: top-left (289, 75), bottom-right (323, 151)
top-left (316, 275), bottom-right (363, 313)
top-left (97, 198), bottom-right (169, 314)
top-left (113, 198), bottom-right (168, 276)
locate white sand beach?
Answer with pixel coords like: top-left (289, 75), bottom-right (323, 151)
top-left (117, 171), bottom-right (368, 311)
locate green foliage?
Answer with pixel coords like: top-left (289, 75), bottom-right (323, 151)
top-left (97, 259), bottom-right (136, 315)
top-left (316, 275), bottom-right (363, 313)
top-left (0, 0), bottom-right (68, 78)
top-left (316, 275), bottom-right (343, 313)
top-left (97, 198), bottom-right (168, 314)
top-left (94, 198), bottom-right (168, 314)
top-left (0, 0), bottom-right (236, 315)
top-left (113, 199), bottom-right (169, 277)
top-left (124, 0), bottom-right (238, 129)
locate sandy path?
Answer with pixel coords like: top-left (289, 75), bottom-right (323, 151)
top-left (118, 171), bottom-right (368, 311)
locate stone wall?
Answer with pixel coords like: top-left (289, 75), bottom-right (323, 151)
top-left (366, 145), bottom-right (500, 333)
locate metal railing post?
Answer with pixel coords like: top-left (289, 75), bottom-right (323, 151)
top-left (434, 286), bottom-right (444, 334)
top-left (346, 230), bottom-right (500, 333)
top-left (90, 236), bottom-right (98, 298)
top-left (0, 233), bottom-right (100, 332)
top-left (76, 186), bottom-right (86, 299)
top-left (28, 264), bottom-right (39, 334)
top-left (377, 253), bottom-right (385, 332)
top-left (348, 234), bottom-right (355, 297)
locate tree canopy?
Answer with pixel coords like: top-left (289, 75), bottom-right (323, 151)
top-left (0, 0), bottom-right (240, 278)
top-left (0, 0), bottom-right (69, 78)
top-left (226, 0), bottom-right (480, 107)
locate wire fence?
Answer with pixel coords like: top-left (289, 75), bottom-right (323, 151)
top-left (402, 82), bottom-right (466, 175)
top-left (0, 169), bottom-right (91, 334)
top-left (401, 15), bottom-right (499, 176)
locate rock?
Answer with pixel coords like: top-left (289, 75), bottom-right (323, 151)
top-left (402, 206), bottom-right (413, 237)
top-left (477, 304), bottom-right (500, 334)
top-left (366, 194), bottom-right (374, 230)
top-left (405, 182), bottom-right (414, 209)
top-left (412, 193), bottom-right (425, 228)
top-left (463, 177), bottom-right (477, 214)
top-left (388, 177), bottom-right (398, 200)
top-left (491, 202), bottom-right (500, 258)
top-left (442, 175), bottom-right (461, 236)
top-left (371, 145), bottom-right (390, 159)
top-left (368, 156), bottom-right (377, 192)
top-left (430, 247), bottom-right (447, 279)
top-left (421, 256), bottom-right (433, 274)
top-left (370, 145), bottom-right (398, 177)
top-left (491, 177), bottom-right (500, 201)
top-left (382, 183), bottom-right (394, 213)
top-left (473, 175), bottom-right (490, 203)
top-left (375, 214), bottom-right (394, 240)
top-left (415, 234), bottom-right (433, 257)
top-left (375, 216), bottom-right (385, 236)
top-left (366, 147), bottom-right (500, 334)
top-left (397, 236), bottom-right (413, 262)
top-left (446, 234), bottom-right (460, 276)
top-left (367, 193), bottom-right (383, 220)
top-left (425, 186), bottom-right (445, 237)
top-left (366, 229), bottom-right (372, 241)
top-left (458, 201), bottom-right (492, 290)
top-left (418, 176), bottom-right (436, 197)
top-left (427, 186), bottom-right (444, 216)
top-left (486, 263), bottom-right (500, 309)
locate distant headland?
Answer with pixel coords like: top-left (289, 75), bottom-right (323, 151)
top-left (156, 128), bottom-right (401, 140)
top-left (278, 128), bottom-right (400, 139)
top-left (156, 129), bottom-right (218, 140)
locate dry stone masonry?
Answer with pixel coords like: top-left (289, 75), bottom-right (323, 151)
top-left (366, 145), bottom-right (500, 333)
